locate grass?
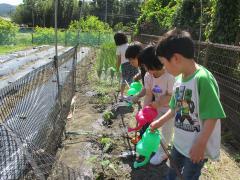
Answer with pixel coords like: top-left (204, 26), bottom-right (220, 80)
top-left (0, 44), bottom-right (33, 54)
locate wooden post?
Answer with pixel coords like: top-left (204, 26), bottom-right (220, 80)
top-left (203, 42), bottom-right (210, 67)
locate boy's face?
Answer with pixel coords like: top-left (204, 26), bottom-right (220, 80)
top-left (129, 58), bottom-right (139, 68)
top-left (158, 56), bottom-right (181, 76)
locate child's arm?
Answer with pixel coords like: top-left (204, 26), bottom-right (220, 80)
top-left (116, 55), bottom-right (121, 72)
top-left (132, 88), bottom-right (146, 103)
top-left (150, 93), bottom-right (172, 109)
top-left (150, 109), bottom-right (175, 131)
top-left (189, 119), bottom-right (217, 163)
top-left (133, 72), bottom-right (142, 81)
top-left (143, 89), bottom-right (153, 107)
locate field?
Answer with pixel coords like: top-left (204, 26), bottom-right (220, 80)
top-left (54, 49), bottom-right (240, 180)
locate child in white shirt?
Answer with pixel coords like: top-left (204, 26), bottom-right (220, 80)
top-left (138, 46), bottom-right (175, 165)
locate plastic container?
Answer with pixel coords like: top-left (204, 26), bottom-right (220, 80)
top-left (127, 88), bottom-right (138, 96)
top-left (130, 82), bottom-right (143, 92)
top-left (134, 127), bottom-right (161, 168)
top-left (128, 106), bottom-right (158, 132)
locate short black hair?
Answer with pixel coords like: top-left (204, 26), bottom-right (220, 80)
top-left (114, 32), bottom-right (128, 46)
top-left (125, 42), bottom-right (143, 59)
top-left (138, 45), bottom-right (163, 70)
top-left (156, 28), bottom-right (194, 60)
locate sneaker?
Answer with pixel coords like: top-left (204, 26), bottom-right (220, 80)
top-left (150, 150), bottom-right (168, 165)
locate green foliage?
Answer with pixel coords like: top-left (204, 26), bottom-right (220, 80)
top-left (0, 45), bottom-right (31, 54)
top-left (205, 0), bottom-right (240, 44)
top-left (33, 27), bottom-right (67, 45)
top-left (0, 18), bottom-right (19, 45)
top-left (12, 0), bottom-right (142, 29)
top-left (96, 42), bottom-right (116, 79)
top-left (103, 111), bottom-right (114, 121)
top-left (173, 0), bottom-right (212, 40)
top-left (69, 16), bottom-right (112, 32)
top-left (113, 22), bottom-right (136, 32)
top-left (135, 0), bottom-right (239, 45)
top-left (100, 137), bottom-right (112, 145)
top-left (33, 26), bottom-right (55, 44)
top-left (101, 159), bottom-right (110, 167)
top-left (135, 0), bottom-right (177, 35)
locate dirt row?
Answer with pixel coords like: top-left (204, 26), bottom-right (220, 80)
top-left (55, 50), bottom-right (240, 180)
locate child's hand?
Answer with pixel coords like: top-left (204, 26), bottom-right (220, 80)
top-left (132, 95), bottom-right (140, 104)
top-left (150, 102), bottom-right (158, 109)
top-left (133, 75), bottom-right (139, 81)
top-left (150, 120), bottom-right (161, 132)
top-left (189, 139), bottom-right (206, 163)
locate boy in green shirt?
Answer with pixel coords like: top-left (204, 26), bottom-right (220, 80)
top-left (150, 29), bottom-right (226, 179)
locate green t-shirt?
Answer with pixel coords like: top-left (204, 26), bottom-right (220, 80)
top-left (169, 66), bottom-right (226, 160)
top-left (169, 67), bottom-right (226, 120)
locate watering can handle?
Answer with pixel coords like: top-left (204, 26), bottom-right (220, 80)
top-left (147, 127), bottom-right (159, 135)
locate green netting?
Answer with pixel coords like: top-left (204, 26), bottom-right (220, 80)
top-left (0, 28), bottom-right (114, 47)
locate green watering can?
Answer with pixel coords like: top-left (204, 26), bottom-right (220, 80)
top-left (127, 88), bottom-right (138, 96)
top-left (134, 127), bottom-right (161, 168)
top-left (130, 82), bottom-right (143, 91)
top-left (127, 82), bottom-right (143, 96)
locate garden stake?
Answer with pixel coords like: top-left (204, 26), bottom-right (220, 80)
top-left (125, 80), bottom-right (130, 89)
top-left (134, 101), bottom-right (142, 151)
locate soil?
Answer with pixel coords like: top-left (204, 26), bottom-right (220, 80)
top-left (55, 50), bottom-right (240, 180)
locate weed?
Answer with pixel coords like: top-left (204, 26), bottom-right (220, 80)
top-left (234, 154), bottom-right (240, 163)
top-left (100, 138), bottom-right (112, 145)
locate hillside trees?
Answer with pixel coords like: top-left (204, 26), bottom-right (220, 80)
top-left (11, 0), bottom-right (142, 28)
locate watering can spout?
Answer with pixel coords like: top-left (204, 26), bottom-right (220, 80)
top-left (128, 125), bottom-right (142, 132)
top-left (133, 156), bottom-right (150, 168)
top-left (133, 127), bottom-right (161, 168)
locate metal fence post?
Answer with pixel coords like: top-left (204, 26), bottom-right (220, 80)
top-left (98, 31), bottom-right (100, 45)
top-left (54, 55), bottom-right (62, 108)
top-left (77, 30), bottom-right (80, 44)
top-left (31, 32), bottom-right (34, 44)
top-left (65, 30), bottom-right (67, 46)
top-left (73, 45), bottom-right (78, 93)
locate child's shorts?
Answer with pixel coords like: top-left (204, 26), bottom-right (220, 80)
top-left (121, 62), bottom-right (138, 85)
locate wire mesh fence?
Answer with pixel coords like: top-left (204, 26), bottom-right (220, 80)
top-left (0, 44), bottom-right (87, 179)
top-left (134, 34), bottom-right (240, 141)
top-left (194, 42), bottom-right (240, 140)
top-left (1, 27), bottom-right (114, 47)
top-left (1, 30), bottom-right (239, 179)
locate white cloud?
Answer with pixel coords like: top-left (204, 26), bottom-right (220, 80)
top-left (0, 0), bottom-right (23, 5)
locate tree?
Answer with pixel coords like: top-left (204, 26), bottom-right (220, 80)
top-left (173, 0), bottom-right (211, 40)
top-left (205, 0), bottom-right (240, 44)
top-left (135, 0), bottom-right (177, 35)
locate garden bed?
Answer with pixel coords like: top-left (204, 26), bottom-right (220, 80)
top-left (54, 49), bottom-right (240, 180)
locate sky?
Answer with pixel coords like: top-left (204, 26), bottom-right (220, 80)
top-left (0, 0), bottom-right (23, 5)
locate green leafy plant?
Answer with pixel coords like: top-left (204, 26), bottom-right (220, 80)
top-left (135, 0), bottom-right (177, 35)
top-left (96, 42), bottom-right (116, 80)
top-left (69, 16), bottom-right (112, 33)
top-left (205, 0), bottom-right (240, 44)
top-left (100, 137), bottom-right (113, 153)
top-left (0, 18), bottom-right (19, 45)
top-left (100, 137), bottom-right (112, 145)
top-left (102, 111), bottom-right (114, 121)
top-left (101, 159), bottom-right (110, 167)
